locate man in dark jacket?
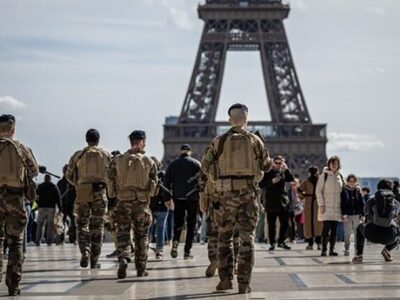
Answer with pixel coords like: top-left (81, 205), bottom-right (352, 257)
top-left (260, 155), bottom-right (295, 251)
top-left (57, 164), bottom-right (76, 244)
top-left (164, 144), bottom-right (201, 259)
top-left (36, 174), bottom-right (62, 246)
top-left (352, 179), bottom-right (400, 263)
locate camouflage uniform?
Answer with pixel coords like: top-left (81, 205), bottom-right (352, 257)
top-left (202, 126), bottom-right (270, 293)
top-left (66, 146), bottom-right (110, 268)
top-left (0, 139), bottom-right (38, 294)
top-left (107, 149), bottom-right (157, 277)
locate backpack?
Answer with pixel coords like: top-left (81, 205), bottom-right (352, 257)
top-left (76, 147), bottom-right (108, 184)
top-left (116, 152), bottom-right (151, 191)
top-left (372, 191), bottom-right (396, 227)
top-left (216, 131), bottom-right (261, 178)
top-left (0, 138), bottom-right (25, 187)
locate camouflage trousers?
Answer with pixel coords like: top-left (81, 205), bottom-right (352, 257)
top-left (0, 189), bottom-right (27, 290)
top-left (207, 205), bottom-right (239, 265)
top-left (75, 190), bottom-right (107, 264)
top-left (214, 189), bottom-right (259, 286)
top-left (116, 198), bottom-right (152, 272)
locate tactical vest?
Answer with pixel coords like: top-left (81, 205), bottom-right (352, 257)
top-left (0, 138), bottom-right (25, 188)
top-left (115, 152), bottom-right (152, 191)
top-left (76, 147), bottom-right (109, 184)
top-left (216, 131), bottom-right (261, 179)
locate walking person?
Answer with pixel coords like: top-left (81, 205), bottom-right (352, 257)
top-left (0, 114), bottom-right (39, 296)
top-left (298, 166), bottom-right (323, 250)
top-left (260, 155), bottom-right (295, 251)
top-left (341, 174), bottom-right (364, 256)
top-left (35, 174), bottom-right (62, 246)
top-left (66, 129), bottom-right (111, 269)
top-left (164, 144), bottom-right (201, 259)
top-left (316, 156), bottom-right (345, 256)
top-left (201, 103), bottom-right (271, 293)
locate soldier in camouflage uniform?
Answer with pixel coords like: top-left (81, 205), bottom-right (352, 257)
top-left (107, 130), bottom-right (158, 279)
top-left (202, 104), bottom-right (271, 294)
top-left (66, 129), bottom-right (111, 269)
top-left (199, 175), bottom-right (240, 278)
top-left (0, 114), bottom-right (38, 296)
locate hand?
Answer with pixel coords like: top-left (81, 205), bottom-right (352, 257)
top-left (281, 162), bottom-right (288, 171)
top-left (319, 205), bottom-right (325, 214)
top-left (272, 176), bottom-right (281, 184)
top-left (360, 216), bottom-right (365, 223)
top-left (343, 215), bottom-right (349, 222)
top-left (260, 204), bottom-right (265, 214)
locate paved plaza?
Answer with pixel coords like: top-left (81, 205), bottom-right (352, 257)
top-left (1, 242), bottom-right (400, 299)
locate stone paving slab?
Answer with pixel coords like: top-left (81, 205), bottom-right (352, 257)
top-left (1, 242), bottom-right (400, 299)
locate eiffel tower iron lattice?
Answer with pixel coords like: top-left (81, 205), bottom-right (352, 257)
top-left (162, 0), bottom-right (327, 178)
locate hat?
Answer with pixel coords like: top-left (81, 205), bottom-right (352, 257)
top-left (129, 130), bottom-right (146, 141)
top-left (180, 144), bottom-right (192, 151)
top-left (0, 114), bottom-right (16, 124)
top-left (228, 103), bottom-right (248, 115)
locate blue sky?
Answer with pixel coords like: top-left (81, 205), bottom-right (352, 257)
top-left (0, 0), bottom-right (399, 178)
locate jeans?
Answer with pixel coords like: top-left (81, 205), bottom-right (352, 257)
top-left (148, 211), bottom-right (169, 250)
top-left (343, 215), bottom-right (360, 252)
top-left (36, 207), bottom-right (56, 245)
top-left (23, 203), bottom-right (31, 254)
top-left (267, 210), bottom-right (289, 245)
top-left (200, 213), bottom-right (207, 242)
top-left (173, 200), bottom-right (198, 254)
top-left (356, 223), bottom-right (399, 256)
top-left (321, 220), bottom-right (338, 252)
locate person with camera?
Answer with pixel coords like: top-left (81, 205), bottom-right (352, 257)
top-left (261, 155), bottom-right (295, 251)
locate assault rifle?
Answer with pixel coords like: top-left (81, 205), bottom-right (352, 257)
top-left (38, 165), bottom-right (61, 179)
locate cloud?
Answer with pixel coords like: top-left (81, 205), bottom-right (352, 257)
top-left (328, 132), bottom-right (384, 152)
top-left (366, 6), bottom-right (386, 16)
top-left (0, 96), bottom-right (26, 109)
top-left (288, 0), bottom-right (309, 12)
top-left (361, 67), bottom-right (387, 76)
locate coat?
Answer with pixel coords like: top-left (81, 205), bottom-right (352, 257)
top-left (316, 167), bottom-right (344, 222)
top-left (298, 176), bottom-right (323, 239)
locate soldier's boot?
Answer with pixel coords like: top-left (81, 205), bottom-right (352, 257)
top-left (90, 261), bottom-right (101, 269)
top-left (238, 284), bottom-right (252, 294)
top-left (216, 279), bottom-right (233, 291)
top-left (171, 241), bottom-right (179, 258)
top-left (117, 258), bottom-right (128, 279)
top-left (205, 261), bottom-right (218, 277)
top-left (137, 269), bottom-right (149, 277)
top-left (8, 287), bottom-right (21, 296)
top-left (80, 252), bottom-right (90, 268)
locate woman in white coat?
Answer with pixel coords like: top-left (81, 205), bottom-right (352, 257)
top-left (316, 156), bottom-right (344, 256)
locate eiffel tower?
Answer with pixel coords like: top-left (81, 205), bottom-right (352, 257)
top-left (162, 0), bottom-right (327, 178)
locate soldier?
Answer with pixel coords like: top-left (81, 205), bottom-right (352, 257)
top-left (201, 103), bottom-right (271, 294)
top-left (107, 130), bottom-right (158, 279)
top-left (200, 174), bottom-right (240, 278)
top-left (0, 114), bottom-right (39, 296)
top-left (66, 129), bottom-right (111, 269)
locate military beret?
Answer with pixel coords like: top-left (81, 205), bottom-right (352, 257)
top-left (228, 103), bottom-right (248, 115)
top-left (180, 144), bottom-right (192, 151)
top-left (129, 130), bottom-right (146, 141)
top-left (0, 114), bottom-right (16, 124)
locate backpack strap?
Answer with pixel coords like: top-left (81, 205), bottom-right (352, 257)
top-left (215, 130), bottom-right (232, 160)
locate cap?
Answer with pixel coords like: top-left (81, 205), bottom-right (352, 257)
top-left (0, 114), bottom-right (16, 124)
top-left (228, 103), bottom-right (248, 115)
top-left (129, 130), bottom-right (146, 141)
top-left (180, 144), bottom-right (192, 151)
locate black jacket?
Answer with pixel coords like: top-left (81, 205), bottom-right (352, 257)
top-left (37, 181), bottom-right (62, 209)
top-left (57, 177), bottom-right (76, 211)
top-left (164, 154), bottom-right (201, 201)
top-left (260, 168), bottom-right (295, 213)
top-left (150, 171), bottom-right (168, 212)
top-left (340, 186), bottom-right (364, 216)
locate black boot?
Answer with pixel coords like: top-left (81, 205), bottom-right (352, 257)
top-left (321, 236), bottom-right (328, 256)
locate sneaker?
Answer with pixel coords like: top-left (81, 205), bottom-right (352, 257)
top-left (216, 279), bottom-right (233, 291)
top-left (205, 261), bottom-right (218, 277)
top-left (277, 242), bottom-right (291, 250)
top-left (269, 244), bottom-right (275, 251)
top-left (8, 288), bottom-right (21, 296)
top-left (117, 258), bottom-right (128, 279)
top-left (238, 284), bottom-right (252, 294)
top-left (184, 252), bottom-right (194, 259)
top-left (343, 250), bottom-right (350, 256)
top-left (106, 250), bottom-right (118, 258)
top-left (305, 245), bottom-right (313, 250)
top-left (329, 251), bottom-right (338, 256)
top-left (80, 253), bottom-right (89, 268)
top-left (155, 251), bottom-right (163, 259)
top-left (381, 248), bottom-right (393, 262)
top-left (171, 241), bottom-right (178, 258)
top-left (352, 255), bottom-right (363, 264)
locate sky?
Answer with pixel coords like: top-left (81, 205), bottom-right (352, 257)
top-left (0, 0), bottom-right (399, 179)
